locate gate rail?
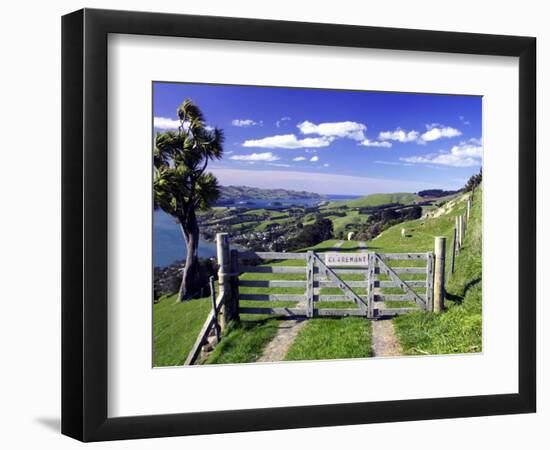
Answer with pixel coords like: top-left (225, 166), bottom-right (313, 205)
top-left (233, 240), bottom-right (446, 320)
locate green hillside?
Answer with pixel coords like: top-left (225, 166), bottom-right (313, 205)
top-left (392, 187), bottom-right (482, 355)
top-left (153, 294), bottom-right (212, 366)
top-left (325, 192), bottom-right (419, 209)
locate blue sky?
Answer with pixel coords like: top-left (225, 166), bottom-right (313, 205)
top-left (153, 82), bottom-right (482, 195)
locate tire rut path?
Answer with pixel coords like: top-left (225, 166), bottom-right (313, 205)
top-left (256, 318), bottom-right (307, 362)
top-left (371, 319), bottom-right (402, 357)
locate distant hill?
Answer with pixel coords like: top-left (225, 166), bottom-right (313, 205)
top-left (325, 192), bottom-right (420, 209)
top-left (218, 185), bottom-right (324, 203)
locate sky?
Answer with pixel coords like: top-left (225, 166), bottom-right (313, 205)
top-left (153, 82), bottom-right (482, 196)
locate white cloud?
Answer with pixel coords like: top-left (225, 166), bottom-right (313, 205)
top-left (420, 124), bottom-right (462, 142)
top-left (242, 134), bottom-right (332, 149)
top-left (323, 163), bottom-right (330, 167)
top-left (155, 117), bottom-right (213, 132)
top-left (400, 141), bottom-right (482, 167)
top-left (465, 137), bottom-right (482, 145)
top-left (276, 117), bottom-right (291, 127)
top-left (360, 139), bottom-right (392, 148)
top-left (232, 119), bottom-right (260, 127)
top-left (230, 152), bottom-right (280, 162)
top-left (154, 117), bottom-right (182, 130)
top-left (268, 163), bottom-right (294, 168)
top-left (378, 125), bottom-right (461, 144)
top-left (310, 155), bottom-right (319, 162)
top-left (378, 128), bottom-right (419, 143)
top-left (293, 156), bottom-right (307, 161)
top-left (459, 115), bottom-right (470, 125)
top-left (374, 160), bottom-right (413, 167)
top-left (297, 120), bottom-right (366, 141)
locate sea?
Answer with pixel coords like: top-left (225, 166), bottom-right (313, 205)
top-left (153, 194), bottom-right (360, 268)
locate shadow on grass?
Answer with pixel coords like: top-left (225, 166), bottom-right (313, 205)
top-left (445, 277), bottom-right (481, 305)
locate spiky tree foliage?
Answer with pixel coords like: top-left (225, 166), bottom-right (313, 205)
top-left (154, 99), bottom-right (223, 301)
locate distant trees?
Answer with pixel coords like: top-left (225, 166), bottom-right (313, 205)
top-left (354, 205), bottom-right (422, 241)
top-left (319, 210), bottom-right (347, 218)
top-left (417, 189), bottom-right (460, 198)
top-left (153, 99), bottom-right (224, 301)
top-left (356, 203), bottom-right (401, 215)
top-left (368, 205), bottom-right (421, 224)
top-left (288, 216), bottom-right (334, 250)
top-left (464, 168), bottom-right (482, 192)
top-left (397, 205), bottom-right (423, 221)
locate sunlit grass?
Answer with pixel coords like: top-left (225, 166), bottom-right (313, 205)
top-left (153, 294), bottom-right (212, 367)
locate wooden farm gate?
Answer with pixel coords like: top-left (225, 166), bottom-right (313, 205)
top-left (236, 250), bottom-right (434, 319)
top-left (184, 233), bottom-right (446, 364)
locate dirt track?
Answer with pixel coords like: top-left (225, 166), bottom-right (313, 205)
top-left (371, 319), bottom-right (402, 357)
top-left (256, 319), bottom-right (307, 362)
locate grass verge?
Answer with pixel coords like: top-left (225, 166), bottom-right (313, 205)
top-left (285, 317), bottom-right (372, 361)
top-left (393, 187), bottom-right (482, 355)
top-left (153, 294), bottom-right (212, 367)
top-left (205, 317), bottom-right (281, 364)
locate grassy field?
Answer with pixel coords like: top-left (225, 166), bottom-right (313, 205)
top-left (392, 188), bottom-right (482, 355)
top-left (153, 294), bottom-right (212, 366)
top-left (203, 192), bottom-right (424, 238)
top-left (327, 210), bottom-right (369, 235)
top-left (323, 192), bottom-right (419, 209)
top-left (285, 317), bottom-right (372, 361)
top-left (316, 191), bottom-right (421, 235)
top-left (205, 318), bottom-right (281, 364)
top-left (369, 206), bottom-right (460, 255)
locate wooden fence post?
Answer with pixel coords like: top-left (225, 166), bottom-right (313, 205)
top-left (462, 213), bottom-right (467, 244)
top-left (464, 213), bottom-right (467, 240)
top-left (230, 249), bottom-right (240, 323)
top-left (455, 216), bottom-right (460, 251)
top-left (466, 198), bottom-right (472, 222)
top-left (306, 251), bottom-right (314, 318)
top-left (209, 276), bottom-right (220, 342)
top-left (449, 226), bottom-right (456, 276)
top-left (367, 253), bottom-right (375, 319)
top-left (425, 252), bottom-right (434, 312)
top-left (433, 237), bottom-right (446, 312)
top-left (458, 215), bottom-right (465, 248)
top-left (216, 232), bottom-right (236, 330)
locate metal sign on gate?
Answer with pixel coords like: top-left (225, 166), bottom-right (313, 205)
top-left (325, 252), bottom-right (369, 267)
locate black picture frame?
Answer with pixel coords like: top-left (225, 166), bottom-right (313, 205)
top-left (61, 8), bottom-right (536, 442)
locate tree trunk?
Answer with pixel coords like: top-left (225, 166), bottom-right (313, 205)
top-left (177, 208), bottom-right (201, 301)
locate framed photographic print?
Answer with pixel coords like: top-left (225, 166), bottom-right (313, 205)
top-left (62, 8), bottom-right (536, 442)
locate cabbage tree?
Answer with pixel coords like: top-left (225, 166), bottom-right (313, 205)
top-left (154, 99), bottom-right (223, 301)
